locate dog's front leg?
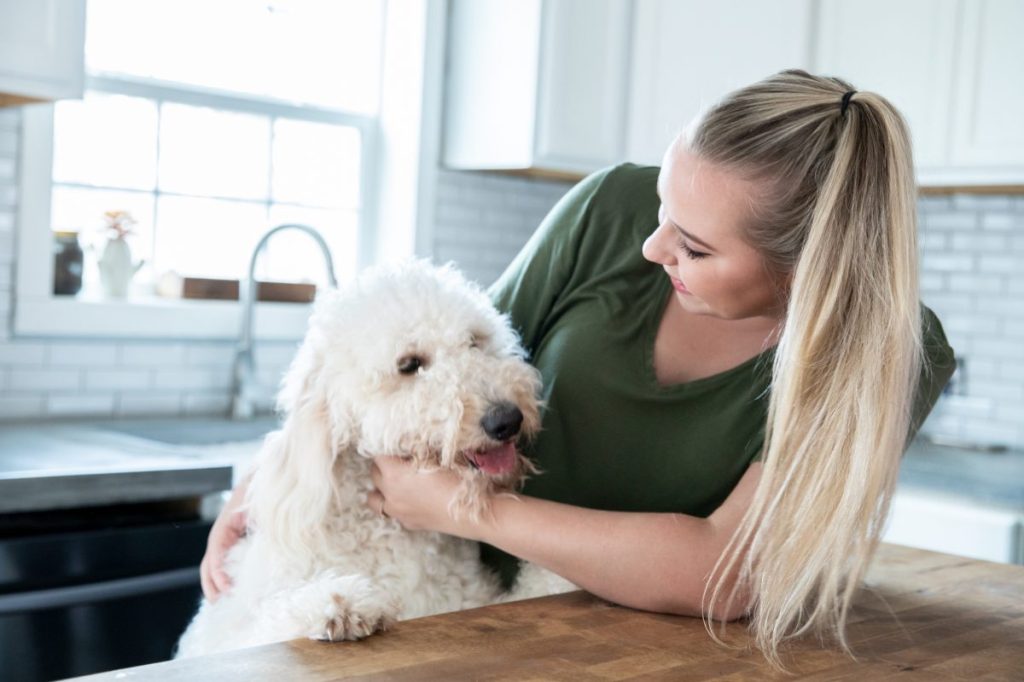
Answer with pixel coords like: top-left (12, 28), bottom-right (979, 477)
top-left (258, 571), bottom-right (402, 643)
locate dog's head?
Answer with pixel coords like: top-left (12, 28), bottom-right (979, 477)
top-left (311, 259), bottom-right (541, 483)
top-left (250, 259), bottom-right (542, 543)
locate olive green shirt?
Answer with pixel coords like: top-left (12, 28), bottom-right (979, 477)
top-left (481, 162), bottom-right (956, 589)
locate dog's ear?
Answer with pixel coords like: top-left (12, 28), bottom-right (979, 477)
top-left (244, 335), bottom-right (355, 558)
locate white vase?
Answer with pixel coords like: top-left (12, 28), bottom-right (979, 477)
top-left (97, 237), bottom-right (143, 298)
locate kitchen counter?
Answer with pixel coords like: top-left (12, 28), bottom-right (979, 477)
top-left (70, 543), bottom-right (1024, 681)
top-left (900, 438), bottom-right (1024, 509)
top-left (0, 417), bottom-right (279, 514)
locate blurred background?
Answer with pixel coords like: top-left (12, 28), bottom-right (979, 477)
top-left (0, 1), bottom-right (1022, 680)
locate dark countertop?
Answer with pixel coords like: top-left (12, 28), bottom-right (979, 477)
top-left (0, 417), bottom-right (279, 514)
top-left (899, 438), bottom-right (1024, 509)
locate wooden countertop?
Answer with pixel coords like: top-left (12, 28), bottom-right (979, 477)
top-left (74, 543), bottom-right (1024, 681)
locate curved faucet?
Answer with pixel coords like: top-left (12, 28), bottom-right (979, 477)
top-left (230, 223), bottom-right (339, 420)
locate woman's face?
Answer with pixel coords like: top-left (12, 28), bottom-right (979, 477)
top-left (641, 137), bottom-right (786, 322)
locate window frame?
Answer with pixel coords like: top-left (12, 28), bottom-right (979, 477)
top-left (15, 70), bottom-right (380, 341)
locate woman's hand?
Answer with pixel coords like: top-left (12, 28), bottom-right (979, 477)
top-left (368, 456), bottom-right (468, 535)
top-left (199, 475), bottom-right (250, 602)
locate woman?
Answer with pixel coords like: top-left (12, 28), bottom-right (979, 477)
top-left (202, 69), bottom-right (955, 671)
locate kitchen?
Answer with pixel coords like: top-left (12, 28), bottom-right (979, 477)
top-left (1, 0), bottom-right (1023, 680)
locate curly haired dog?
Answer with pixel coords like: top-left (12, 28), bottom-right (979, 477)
top-left (175, 260), bottom-right (575, 658)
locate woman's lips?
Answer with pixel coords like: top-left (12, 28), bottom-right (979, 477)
top-left (670, 276), bottom-right (690, 294)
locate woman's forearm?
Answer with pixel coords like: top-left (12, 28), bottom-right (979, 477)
top-left (458, 494), bottom-right (744, 619)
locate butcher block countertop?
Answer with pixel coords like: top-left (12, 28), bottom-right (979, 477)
top-left (74, 543), bottom-right (1024, 681)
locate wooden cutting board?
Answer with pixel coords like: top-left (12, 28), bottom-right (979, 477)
top-left (72, 543), bottom-right (1024, 681)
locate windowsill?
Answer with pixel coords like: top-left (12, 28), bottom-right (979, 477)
top-left (14, 294), bottom-right (311, 340)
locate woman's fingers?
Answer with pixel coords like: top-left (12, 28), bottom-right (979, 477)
top-left (199, 555), bottom-right (218, 601)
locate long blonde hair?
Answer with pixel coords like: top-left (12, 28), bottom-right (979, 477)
top-left (690, 69), bottom-right (924, 672)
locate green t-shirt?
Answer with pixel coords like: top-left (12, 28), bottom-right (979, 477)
top-left (481, 162), bottom-right (956, 589)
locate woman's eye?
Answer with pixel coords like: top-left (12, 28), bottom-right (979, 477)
top-left (678, 237), bottom-right (709, 260)
top-left (397, 355), bottom-right (425, 375)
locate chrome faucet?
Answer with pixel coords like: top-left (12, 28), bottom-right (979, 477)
top-left (230, 223), bottom-right (339, 420)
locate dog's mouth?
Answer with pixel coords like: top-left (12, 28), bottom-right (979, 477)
top-left (463, 441), bottom-right (518, 476)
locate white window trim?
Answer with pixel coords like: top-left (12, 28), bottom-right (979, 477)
top-left (12, 0), bottom-right (444, 341)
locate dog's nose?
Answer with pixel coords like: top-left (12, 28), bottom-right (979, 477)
top-left (481, 403), bottom-right (523, 442)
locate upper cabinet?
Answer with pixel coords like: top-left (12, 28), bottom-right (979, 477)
top-left (444, 0), bottom-right (1024, 188)
top-left (442, 0), bottom-right (632, 176)
top-left (626, 0), bottom-right (815, 166)
top-left (0, 0), bottom-right (86, 107)
top-left (815, 0), bottom-right (1024, 187)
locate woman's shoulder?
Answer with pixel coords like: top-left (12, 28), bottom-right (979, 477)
top-left (586, 162), bottom-right (660, 210)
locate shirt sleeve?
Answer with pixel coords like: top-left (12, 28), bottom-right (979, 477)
top-left (486, 166), bottom-right (615, 359)
top-left (906, 304), bottom-right (957, 446)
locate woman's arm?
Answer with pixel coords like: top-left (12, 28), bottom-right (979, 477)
top-left (370, 458), bottom-right (763, 621)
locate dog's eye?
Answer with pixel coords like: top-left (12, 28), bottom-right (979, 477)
top-left (397, 355), bottom-right (426, 375)
top-left (469, 332), bottom-right (489, 349)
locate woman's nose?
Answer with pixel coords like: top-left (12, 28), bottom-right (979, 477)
top-left (641, 222), bottom-right (677, 266)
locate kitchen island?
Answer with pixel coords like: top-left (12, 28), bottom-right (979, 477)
top-left (71, 543), bottom-right (1024, 681)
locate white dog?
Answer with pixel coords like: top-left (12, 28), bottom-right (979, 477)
top-left (175, 260), bottom-right (575, 658)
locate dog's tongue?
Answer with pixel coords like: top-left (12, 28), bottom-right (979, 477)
top-left (469, 442), bottom-right (517, 475)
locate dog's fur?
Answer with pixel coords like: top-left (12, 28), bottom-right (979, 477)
top-left (175, 260), bottom-right (575, 658)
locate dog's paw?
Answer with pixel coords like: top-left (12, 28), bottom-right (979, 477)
top-left (313, 593), bottom-right (397, 642)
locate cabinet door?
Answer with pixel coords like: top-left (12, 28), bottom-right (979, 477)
top-left (533, 0), bottom-right (632, 173)
top-left (814, 0), bottom-right (958, 177)
top-left (883, 488), bottom-right (1022, 565)
top-left (0, 0), bottom-right (86, 104)
top-left (950, 0), bottom-right (1024, 170)
top-left (626, 0), bottom-right (814, 166)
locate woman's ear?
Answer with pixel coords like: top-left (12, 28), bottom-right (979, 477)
top-left (245, 337), bottom-right (354, 559)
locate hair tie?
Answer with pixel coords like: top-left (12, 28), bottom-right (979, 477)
top-left (840, 90), bottom-right (857, 116)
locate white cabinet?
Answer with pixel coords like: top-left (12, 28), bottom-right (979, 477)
top-left (814, 0), bottom-right (958, 177)
top-left (948, 0), bottom-right (1024, 180)
top-left (625, 0), bottom-right (815, 166)
top-left (883, 487), bottom-right (1023, 565)
top-left (815, 0), bottom-right (1024, 186)
top-left (0, 0), bottom-right (86, 106)
top-left (442, 0), bottom-right (632, 175)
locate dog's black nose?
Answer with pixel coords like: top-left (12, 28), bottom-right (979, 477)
top-left (481, 403), bottom-right (523, 442)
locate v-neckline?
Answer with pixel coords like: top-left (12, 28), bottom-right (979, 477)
top-left (642, 278), bottom-right (776, 393)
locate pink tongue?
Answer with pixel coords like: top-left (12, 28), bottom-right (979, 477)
top-left (470, 442), bottom-right (517, 475)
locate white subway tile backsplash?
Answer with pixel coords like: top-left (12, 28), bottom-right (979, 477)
top-left (116, 392), bottom-right (182, 416)
top-left (0, 394), bottom-right (47, 419)
top-left (922, 254), bottom-right (974, 272)
top-left (950, 233), bottom-right (1008, 252)
top-left (184, 343), bottom-right (236, 366)
top-left (924, 212), bottom-right (977, 231)
top-left (153, 368), bottom-right (231, 391)
top-left (183, 392), bottom-right (231, 415)
top-left (47, 393), bottom-right (116, 416)
top-left (84, 368), bottom-right (152, 391)
top-left (47, 342), bottom-right (119, 366)
top-left (951, 194), bottom-right (1014, 211)
top-left (981, 213), bottom-right (1016, 231)
top-left (119, 343), bottom-right (188, 366)
top-left (0, 342), bottom-right (47, 365)
top-left (948, 274), bottom-right (1004, 294)
top-left (978, 255), bottom-right (1017, 272)
top-left (10, 368), bottom-right (80, 392)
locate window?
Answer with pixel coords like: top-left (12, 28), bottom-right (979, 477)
top-left (15, 0), bottom-right (400, 339)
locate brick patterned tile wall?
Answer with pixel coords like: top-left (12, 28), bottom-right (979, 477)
top-left (0, 108), bottom-right (297, 421)
top-left (2, 102), bottom-right (1022, 450)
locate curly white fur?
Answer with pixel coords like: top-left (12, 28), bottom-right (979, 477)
top-left (175, 259), bottom-right (576, 658)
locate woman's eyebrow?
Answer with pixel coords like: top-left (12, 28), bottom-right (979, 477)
top-left (656, 177), bottom-right (717, 252)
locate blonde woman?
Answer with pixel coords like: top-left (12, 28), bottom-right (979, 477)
top-left (205, 69), bottom-right (956, 671)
